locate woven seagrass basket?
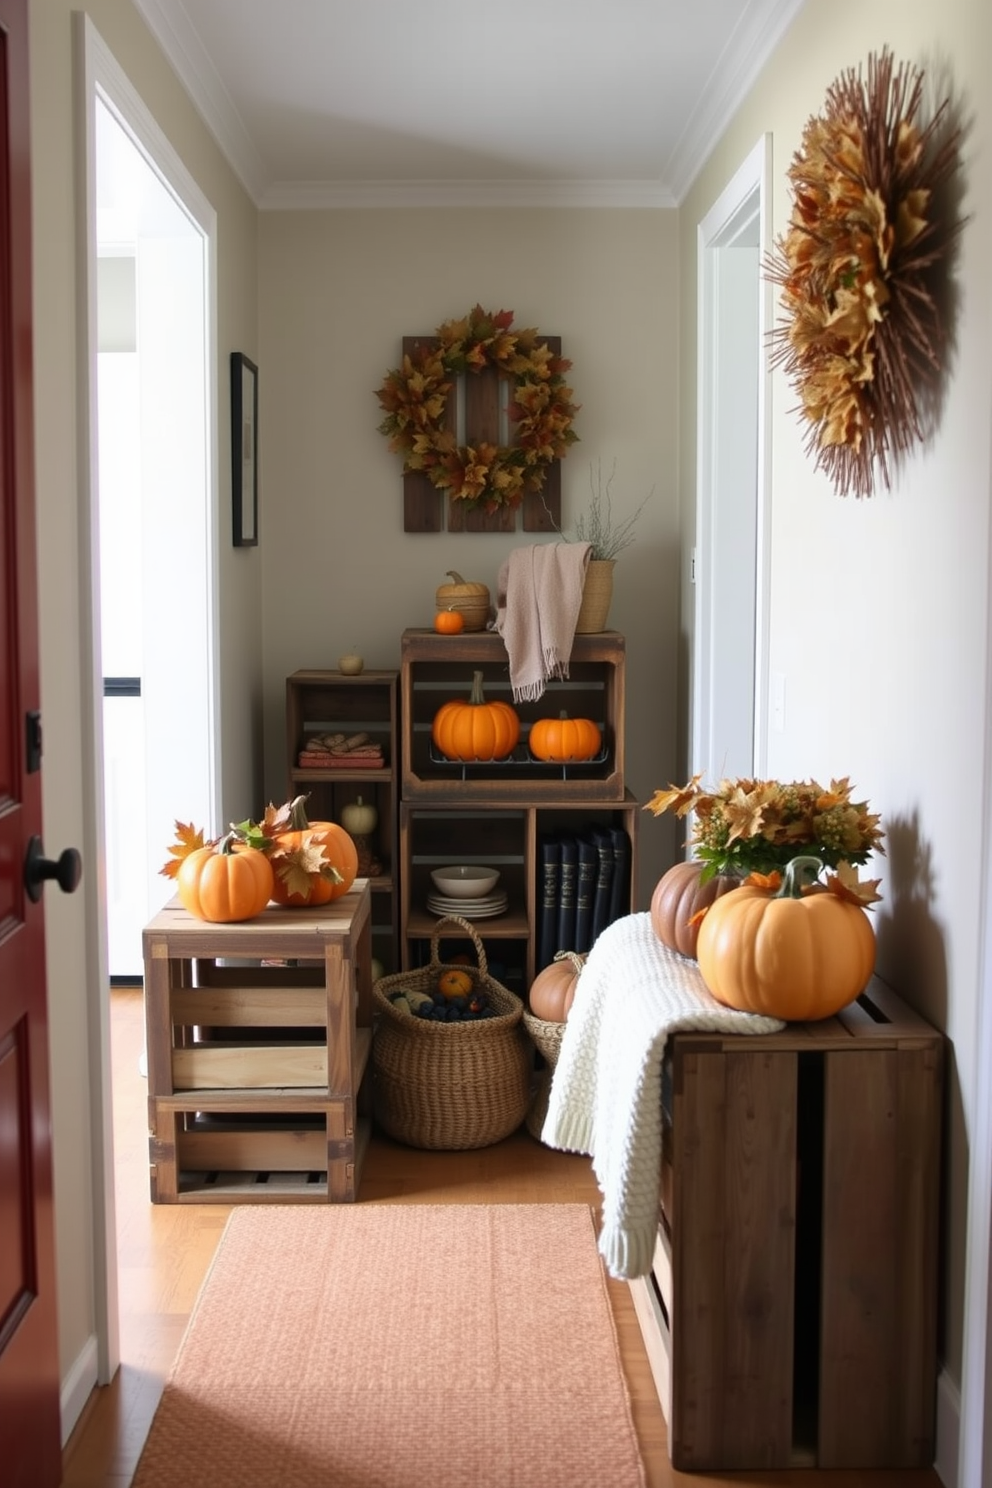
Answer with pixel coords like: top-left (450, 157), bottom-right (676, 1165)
top-left (372, 915), bottom-right (531, 1150)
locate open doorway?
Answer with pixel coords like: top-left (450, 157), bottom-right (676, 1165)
top-left (692, 135), bottom-right (773, 782)
top-left (95, 95), bottom-right (216, 980)
top-left (76, 14), bottom-right (221, 1386)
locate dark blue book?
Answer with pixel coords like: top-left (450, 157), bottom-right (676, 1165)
top-left (556, 834), bottom-right (579, 956)
top-left (589, 827), bottom-right (615, 945)
top-left (573, 836), bottom-right (599, 954)
top-left (537, 835), bottom-right (562, 972)
top-left (607, 827), bottom-right (631, 925)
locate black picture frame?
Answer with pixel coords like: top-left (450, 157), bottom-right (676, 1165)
top-left (231, 351), bottom-right (258, 546)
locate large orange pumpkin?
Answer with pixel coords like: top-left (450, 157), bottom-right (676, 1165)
top-left (177, 836), bottom-right (273, 922)
top-left (696, 855), bottom-right (876, 1021)
top-left (431, 669), bottom-right (520, 762)
top-left (269, 794), bottom-right (358, 907)
top-left (528, 712), bottom-right (602, 763)
top-left (649, 859), bottom-right (742, 960)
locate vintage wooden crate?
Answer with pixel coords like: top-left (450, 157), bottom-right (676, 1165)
top-left (142, 885), bottom-right (372, 1203)
top-left (628, 977), bottom-right (943, 1472)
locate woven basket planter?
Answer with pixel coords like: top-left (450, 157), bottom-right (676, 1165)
top-left (574, 558), bottom-right (615, 633)
top-left (372, 916), bottom-right (531, 1150)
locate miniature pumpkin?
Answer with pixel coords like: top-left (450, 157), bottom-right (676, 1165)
top-left (340, 795), bottom-right (378, 836)
top-left (177, 835), bottom-right (273, 923)
top-left (438, 967), bottom-right (473, 1000)
top-left (696, 855), bottom-right (876, 1021)
top-left (269, 794), bottom-right (358, 907)
top-left (431, 670), bottom-right (520, 761)
top-left (434, 570), bottom-right (491, 631)
top-left (529, 711), bottom-right (602, 763)
top-left (433, 608), bottom-right (465, 635)
top-left (649, 860), bottom-right (742, 960)
top-left (528, 951), bottom-right (585, 1023)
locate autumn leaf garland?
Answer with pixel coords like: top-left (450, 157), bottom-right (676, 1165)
top-left (375, 304), bottom-right (579, 513)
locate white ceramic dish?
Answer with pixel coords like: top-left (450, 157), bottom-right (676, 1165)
top-left (430, 865), bottom-right (500, 898)
top-left (427, 894), bottom-right (508, 920)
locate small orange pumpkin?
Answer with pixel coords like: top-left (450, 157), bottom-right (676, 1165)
top-left (433, 608), bottom-right (465, 635)
top-left (438, 967), bottom-right (473, 1000)
top-left (529, 711), bottom-right (602, 762)
top-left (177, 835), bottom-right (273, 923)
top-left (528, 951), bottom-right (585, 1023)
top-left (431, 670), bottom-right (520, 762)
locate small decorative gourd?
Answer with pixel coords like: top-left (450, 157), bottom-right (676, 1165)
top-left (340, 796), bottom-right (378, 837)
top-left (434, 571), bottom-right (491, 631)
top-left (431, 670), bottom-right (520, 762)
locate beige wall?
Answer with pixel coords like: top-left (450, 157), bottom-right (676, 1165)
top-left (257, 206), bottom-right (682, 895)
top-left (28, 0), bottom-right (260, 1395)
top-left (678, 0), bottom-right (992, 1422)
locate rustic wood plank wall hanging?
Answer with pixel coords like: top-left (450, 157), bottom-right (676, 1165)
top-left (400, 336), bottom-right (563, 536)
top-left (376, 305), bottom-right (576, 536)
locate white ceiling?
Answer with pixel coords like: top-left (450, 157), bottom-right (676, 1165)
top-left (132, 0), bottom-right (805, 208)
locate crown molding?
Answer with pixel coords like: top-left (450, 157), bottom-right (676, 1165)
top-left (258, 178), bottom-right (674, 211)
top-left (132, 0), bottom-right (269, 202)
top-left (666, 0), bottom-right (806, 202)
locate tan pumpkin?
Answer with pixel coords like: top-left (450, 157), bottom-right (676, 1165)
top-left (696, 855), bottom-right (876, 1021)
top-left (434, 570), bottom-right (491, 631)
top-left (650, 859), bottom-right (742, 960)
top-left (529, 951), bottom-right (585, 1023)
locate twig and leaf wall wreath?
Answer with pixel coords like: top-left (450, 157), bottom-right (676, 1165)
top-left (374, 304), bottom-right (579, 514)
top-left (766, 47), bottom-right (962, 498)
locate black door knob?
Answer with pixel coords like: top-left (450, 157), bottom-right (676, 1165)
top-left (24, 835), bottom-right (82, 903)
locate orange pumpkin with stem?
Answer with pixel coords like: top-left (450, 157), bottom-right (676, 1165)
top-left (267, 794), bottom-right (358, 907)
top-left (176, 834), bottom-right (273, 922)
top-left (431, 670), bottom-right (520, 762)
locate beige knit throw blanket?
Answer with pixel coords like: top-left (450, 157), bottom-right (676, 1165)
top-left (543, 913), bottom-right (784, 1280)
top-left (494, 541), bottom-right (592, 702)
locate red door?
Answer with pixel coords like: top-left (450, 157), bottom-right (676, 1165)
top-left (0, 2), bottom-right (77, 1483)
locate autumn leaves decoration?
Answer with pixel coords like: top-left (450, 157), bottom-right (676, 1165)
top-left (767, 47), bottom-right (961, 497)
top-left (160, 796), bottom-right (358, 923)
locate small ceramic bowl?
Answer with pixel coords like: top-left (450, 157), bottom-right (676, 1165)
top-left (430, 865), bottom-right (500, 898)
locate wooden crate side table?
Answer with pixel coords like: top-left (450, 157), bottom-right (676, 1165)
top-left (142, 883), bottom-right (372, 1204)
top-left (628, 977), bottom-right (943, 1472)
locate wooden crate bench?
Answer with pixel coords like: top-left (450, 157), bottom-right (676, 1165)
top-left (628, 977), bottom-right (943, 1473)
top-left (142, 883), bottom-right (372, 1203)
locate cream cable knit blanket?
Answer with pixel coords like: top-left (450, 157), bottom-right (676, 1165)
top-left (542, 913), bottom-right (784, 1280)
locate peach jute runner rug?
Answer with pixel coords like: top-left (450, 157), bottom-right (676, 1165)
top-left (130, 1203), bottom-right (646, 1488)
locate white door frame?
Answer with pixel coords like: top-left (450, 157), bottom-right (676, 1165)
top-left (692, 134), bottom-right (773, 785)
top-left (73, 12), bottom-right (220, 1384)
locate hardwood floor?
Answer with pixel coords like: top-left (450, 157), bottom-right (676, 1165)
top-left (61, 988), bottom-right (943, 1488)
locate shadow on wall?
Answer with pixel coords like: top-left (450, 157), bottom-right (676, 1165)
top-left (873, 808), bottom-right (955, 1370)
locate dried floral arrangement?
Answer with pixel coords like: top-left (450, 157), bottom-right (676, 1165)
top-left (766, 48), bottom-right (961, 497)
top-left (544, 457), bottom-right (653, 561)
top-left (645, 774), bottom-right (885, 884)
top-left (375, 304), bottom-right (579, 513)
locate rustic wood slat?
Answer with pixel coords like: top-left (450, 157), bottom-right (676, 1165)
top-left (401, 336), bottom-right (445, 532)
top-left (523, 335), bottom-right (563, 532)
top-left (172, 985), bottom-right (326, 1027)
top-left (172, 1043), bottom-right (328, 1090)
top-left (176, 1126), bottom-right (328, 1172)
top-left (819, 1048), bottom-right (899, 1466)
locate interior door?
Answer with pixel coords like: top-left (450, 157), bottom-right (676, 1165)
top-left (0, 1), bottom-right (73, 1482)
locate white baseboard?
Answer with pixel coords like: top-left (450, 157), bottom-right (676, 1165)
top-left (935, 1365), bottom-right (961, 1488)
top-left (60, 1333), bottom-right (99, 1447)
